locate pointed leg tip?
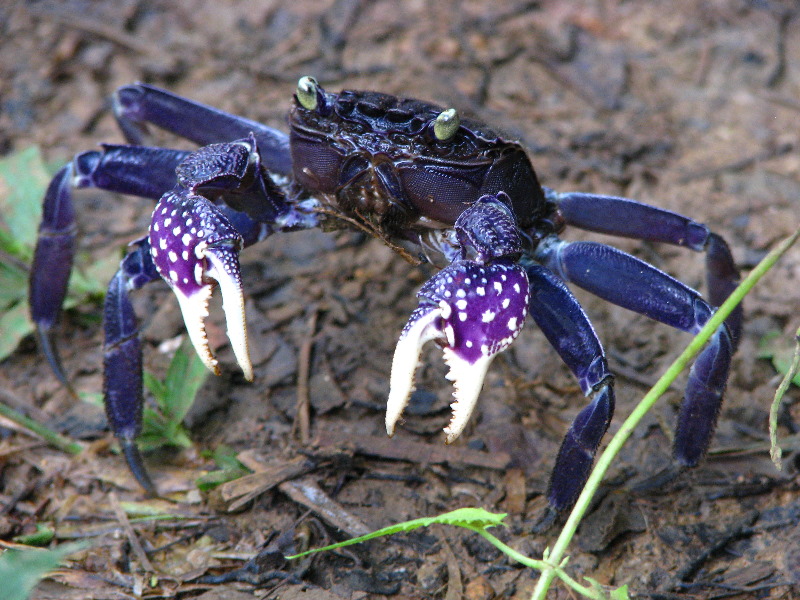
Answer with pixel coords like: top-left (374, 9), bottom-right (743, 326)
top-left (35, 323), bottom-right (78, 397)
top-left (119, 438), bottom-right (158, 496)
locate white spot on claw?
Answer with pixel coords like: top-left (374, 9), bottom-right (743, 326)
top-left (507, 317), bottom-right (517, 330)
top-left (459, 312), bottom-right (467, 321)
top-left (169, 251), bottom-right (178, 262)
top-left (476, 287), bottom-right (485, 296)
top-left (456, 289), bottom-right (466, 298)
top-left (482, 310), bottom-right (495, 322)
top-left (494, 281), bottom-right (503, 293)
top-left (514, 283), bottom-right (521, 293)
top-left (456, 299), bottom-right (467, 310)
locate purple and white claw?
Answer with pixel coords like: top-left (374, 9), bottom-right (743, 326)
top-left (149, 190), bottom-right (253, 381)
top-left (387, 260), bottom-right (529, 443)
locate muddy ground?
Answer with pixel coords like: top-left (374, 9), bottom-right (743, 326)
top-left (1, 1), bottom-right (800, 598)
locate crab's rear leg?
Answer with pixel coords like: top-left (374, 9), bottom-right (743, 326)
top-left (525, 264), bottom-right (615, 510)
top-left (536, 239), bottom-right (733, 472)
top-left (30, 146), bottom-right (191, 386)
top-left (113, 83), bottom-right (292, 176)
top-left (549, 190), bottom-right (742, 345)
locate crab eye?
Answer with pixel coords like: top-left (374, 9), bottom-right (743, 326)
top-left (433, 108), bottom-right (460, 141)
top-left (296, 76), bottom-right (319, 110)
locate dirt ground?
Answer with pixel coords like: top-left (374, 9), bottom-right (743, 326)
top-left (1, 0), bottom-right (800, 598)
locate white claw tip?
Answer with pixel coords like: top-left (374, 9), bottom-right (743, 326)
top-left (174, 285), bottom-right (220, 376)
top-left (206, 248), bottom-right (253, 381)
top-left (441, 349), bottom-right (493, 444)
top-left (386, 308), bottom-right (442, 436)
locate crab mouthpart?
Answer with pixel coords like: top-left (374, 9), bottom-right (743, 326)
top-left (386, 260), bottom-right (529, 442)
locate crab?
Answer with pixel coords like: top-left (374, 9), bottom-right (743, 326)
top-left (30, 76), bottom-right (742, 510)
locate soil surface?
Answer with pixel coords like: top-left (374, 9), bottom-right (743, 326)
top-left (2, 1), bottom-right (800, 598)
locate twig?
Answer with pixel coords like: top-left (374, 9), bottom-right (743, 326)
top-left (678, 143), bottom-right (794, 183)
top-left (108, 491), bottom-right (155, 573)
top-left (26, 4), bottom-right (161, 58)
top-left (294, 308), bottom-right (318, 445)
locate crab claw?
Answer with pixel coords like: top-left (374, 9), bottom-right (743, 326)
top-left (387, 260), bottom-right (529, 442)
top-left (149, 189), bottom-right (253, 381)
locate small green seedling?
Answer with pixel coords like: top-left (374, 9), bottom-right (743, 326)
top-left (0, 542), bottom-right (87, 600)
top-left (196, 445), bottom-right (252, 490)
top-left (140, 336), bottom-right (209, 452)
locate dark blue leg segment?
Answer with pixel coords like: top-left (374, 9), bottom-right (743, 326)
top-left (536, 238), bottom-right (732, 468)
top-left (550, 190), bottom-right (742, 347)
top-left (103, 238), bottom-right (162, 495)
top-left (30, 146), bottom-right (190, 385)
top-left (525, 264), bottom-right (615, 510)
top-left (113, 84), bottom-right (292, 176)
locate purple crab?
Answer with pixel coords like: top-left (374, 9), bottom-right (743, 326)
top-left (30, 76), bottom-right (741, 510)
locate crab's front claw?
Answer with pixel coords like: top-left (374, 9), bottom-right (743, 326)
top-left (387, 260), bottom-right (530, 442)
top-left (149, 189), bottom-right (253, 380)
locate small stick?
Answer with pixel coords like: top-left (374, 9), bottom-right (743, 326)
top-left (108, 491), bottom-right (155, 573)
top-left (294, 309), bottom-right (318, 445)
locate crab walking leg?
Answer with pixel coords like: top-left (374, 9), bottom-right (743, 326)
top-left (113, 83), bottom-right (292, 176)
top-left (536, 238), bottom-right (733, 467)
top-left (103, 239), bottom-right (162, 494)
top-left (549, 190), bottom-right (742, 345)
top-left (30, 146), bottom-right (191, 385)
top-left (525, 264), bottom-right (615, 510)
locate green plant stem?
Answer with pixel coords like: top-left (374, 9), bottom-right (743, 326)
top-left (0, 401), bottom-right (83, 455)
top-left (532, 226), bottom-right (800, 600)
top-left (474, 529), bottom-right (600, 599)
top-left (769, 324), bottom-right (800, 468)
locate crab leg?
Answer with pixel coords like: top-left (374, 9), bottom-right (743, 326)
top-left (549, 190), bottom-right (742, 345)
top-left (103, 238), bottom-right (161, 494)
top-left (535, 238), bottom-right (733, 468)
top-left (30, 146), bottom-right (191, 386)
top-left (113, 83), bottom-right (292, 176)
top-left (525, 264), bottom-right (615, 510)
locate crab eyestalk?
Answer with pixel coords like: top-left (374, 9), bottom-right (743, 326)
top-left (149, 189), bottom-right (253, 380)
top-left (387, 260), bottom-right (529, 442)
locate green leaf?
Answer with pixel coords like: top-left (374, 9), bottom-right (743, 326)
top-left (139, 337), bottom-right (209, 452)
top-left (0, 301), bottom-right (35, 362)
top-left (0, 260), bottom-right (28, 309)
top-left (0, 146), bottom-right (50, 260)
top-left (287, 507), bottom-right (507, 560)
top-left (758, 331), bottom-right (800, 386)
top-left (12, 524), bottom-right (55, 547)
top-left (0, 542), bottom-right (86, 600)
top-left (584, 577), bottom-right (631, 600)
top-left (162, 337), bottom-right (210, 422)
